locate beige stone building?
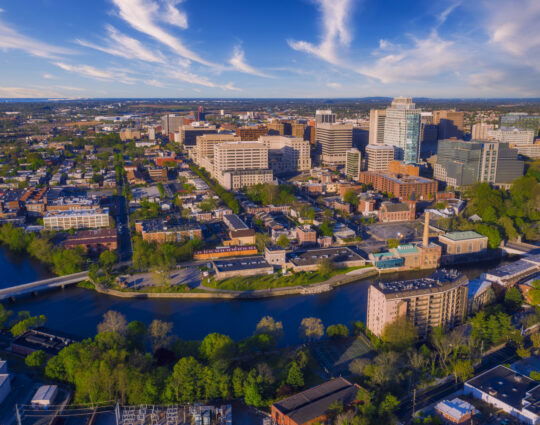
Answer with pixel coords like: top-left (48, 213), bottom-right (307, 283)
top-left (438, 231), bottom-right (488, 255)
top-left (316, 123), bottom-right (353, 165)
top-left (259, 135), bottom-right (311, 174)
top-left (369, 109), bottom-right (386, 145)
top-left (192, 133), bottom-right (240, 172)
top-left (366, 269), bottom-right (468, 338)
top-left (365, 144), bottom-right (394, 172)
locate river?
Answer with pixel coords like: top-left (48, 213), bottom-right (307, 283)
top-left (1, 249), bottom-right (503, 346)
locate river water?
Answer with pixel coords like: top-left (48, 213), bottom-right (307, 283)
top-left (1, 249), bottom-right (502, 346)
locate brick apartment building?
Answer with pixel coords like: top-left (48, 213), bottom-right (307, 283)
top-left (358, 172), bottom-right (437, 200)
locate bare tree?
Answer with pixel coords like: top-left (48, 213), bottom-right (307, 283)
top-left (299, 317), bottom-right (324, 342)
top-left (255, 316), bottom-right (284, 341)
top-left (148, 319), bottom-right (173, 351)
top-left (97, 310), bottom-right (128, 336)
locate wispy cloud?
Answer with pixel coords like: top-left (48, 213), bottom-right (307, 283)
top-left (145, 79), bottom-right (166, 88)
top-left (0, 13), bottom-right (72, 59)
top-left (288, 0), bottom-right (352, 65)
top-left (327, 82), bottom-right (341, 89)
top-left (76, 25), bottom-right (165, 63)
top-left (54, 62), bottom-right (136, 84)
top-left (43, 73), bottom-right (55, 79)
top-left (111, 0), bottom-right (216, 67)
top-left (0, 86), bottom-right (63, 98)
top-left (358, 31), bottom-right (465, 83)
top-left (166, 68), bottom-right (240, 91)
top-left (229, 45), bottom-right (273, 78)
top-left (484, 0), bottom-right (540, 70)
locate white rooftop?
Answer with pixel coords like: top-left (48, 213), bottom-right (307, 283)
top-left (435, 398), bottom-right (476, 420)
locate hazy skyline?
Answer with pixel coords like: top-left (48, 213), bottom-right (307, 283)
top-left (0, 0), bottom-right (539, 99)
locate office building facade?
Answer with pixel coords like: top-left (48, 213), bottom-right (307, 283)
top-left (487, 127), bottom-right (535, 145)
top-left (316, 123), bottom-right (353, 165)
top-left (345, 148), bottom-right (362, 181)
top-left (43, 208), bottom-right (110, 231)
top-left (383, 97), bottom-right (421, 163)
top-left (369, 109), bottom-right (386, 145)
top-left (315, 109), bottom-right (336, 124)
top-left (259, 135), bottom-right (311, 174)
top-left (471, 123), bottom-right (495, 140)
top-left (365, 144), bottom-right (395, 172)
top-left (433, 110), bottom-right (464, 139)
top-left (161, 114), bottom-right (185, 135)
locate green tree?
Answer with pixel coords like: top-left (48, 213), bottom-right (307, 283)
top-left (327, 324), bottom-right (350, 339)
top-left (344, 191), bottom-right (359, 207)
top-left (286, 361), bottom-right (304, 388)
top-left (382, 318), bottom-right (418, 351)
top-left (254, 316), bottom-right (284, 341)
top-left (319, 220), bottom-right (333, 237)
top-left (299, 317), bottom-right (324, 342)
top-left (529, 280), bottom-right (540, 306)
top-left (318, 257), bottom-right (335, 276)
top-left (244, 381), bottom-right (262, 407)
top-left (451, 359), bottom-right (474, 384)
top-left (25, 350), bottom-right (48, 368)
top-left (166, 357), bottom-right (203, 402)
top-left (0, 305), bottom-right (12, 329)
top-left (387, 238), bottom-right (400, 249)
top-left (11, 314), bottom-right (47, 337)
top-left (99, 250), bottom-right (118, 272)
top-left (27, 237), bottom-right (54, 264)
top-left (52, 247), bottom-right (85, 275)
top-left (199, 333), bottom-right (235, 363)
top-left (504, 287), bottom-right (523, 313)
top-left (232, 367), bottom-right (246, 397)
top-left (276, 234), bottom-right (290, 249)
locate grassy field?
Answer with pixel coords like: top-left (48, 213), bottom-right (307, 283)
top-left (205, 266), bottom-right (370, 291)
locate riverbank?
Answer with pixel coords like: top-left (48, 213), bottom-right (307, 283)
top-left (92, 266), bottom-right (380, 299)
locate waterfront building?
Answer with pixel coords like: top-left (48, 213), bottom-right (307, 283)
top-left (193, 245), bottom-right (258, 260)
top-left (365, 144), bottom-right (395, 172)
top-left (366, 269), bottom-right (468, 338)
top-left (369, 109), bottom-right (386, 145)
top-left (62, 228), bottom-right (118, 253)
top-left (383, 97), bottom-right (421, 163)
top-left (212, 256), bottom-right (273, 279)
top-left (345, 148), bottom-right (362, 181)
top-left (317, 122), bottom-right (354, 165)
top-left (43, 208), bottom-right (110, 231)
top-left (438, 231), bottom-right (488, 255)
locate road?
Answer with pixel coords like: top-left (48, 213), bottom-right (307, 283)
top-left (114, 177), bottom-right (132, 263)
top-left (0, 272), bottom-right (89, 301)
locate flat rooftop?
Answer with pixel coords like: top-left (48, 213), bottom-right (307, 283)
top-left (289, 247), bottom-right (364, 267)
top-left (485, 259), bottom-right (537, 279)
top-left (213, 256), bottom-right (271, 272)
top-left (377, 269), bottom-right (466, 296)
top-left (223, 214), bottom-right (248, 230)
top-left (441, 231), bottom-right (486, 241)
top-left (466, 365), bottom-right (539, 411)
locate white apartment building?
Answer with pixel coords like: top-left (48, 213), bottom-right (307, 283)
top-left (259, 135), bottom-right (311, 174)
top-left (316, 123), bottom-right (353, 165)
top-left (369, 109), bottom-right (386, 145)
top-left (471, 122), bottom-right (494, 140)
top-left (43, 208), bottom-right (110, 231)
top-left (487, 127), bottom-right (535, 145)
top-left (192, 133), bottom-right (240, 172)
top-left (365, 144), bottom-right (395, 172)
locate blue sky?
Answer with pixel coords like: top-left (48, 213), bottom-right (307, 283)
top-left (0, 0), bottom-right (539, 98)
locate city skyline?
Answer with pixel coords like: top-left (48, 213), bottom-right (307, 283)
top-left (1, 0), bottom-right (539, 99)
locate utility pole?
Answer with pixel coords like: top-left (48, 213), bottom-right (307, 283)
top-left (412, 388), bottom-right (416, 420)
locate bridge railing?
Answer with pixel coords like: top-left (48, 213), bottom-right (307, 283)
top-left (0, 271), bottom-right (88, 297)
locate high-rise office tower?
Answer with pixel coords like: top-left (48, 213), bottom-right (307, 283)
top-left (196, 106), bottom-right (206, 121)
top-left (345, 148), bottom-right (362, 181)
top-left (420, 112), bottom-right (438, 143)
top-left (291, 123), bottom-right (306, 140)
top-left (178, 123), bottom-right (218, 149)
top-left (433, 110), bottom-right (464, 139)
top-left (316, 123), bottom-right (353, 165)
top-left (267, 120), bottom-right (285, 135)
top-left (383, 97), bottom-right (421, 164)
top-left (369, 109), bottom-right (386, 145)
top-left (315, 110), bottom-right (336, 124)
top-left (435, 139), bottom-right (524, 187)
top-left (161, 114), bottom-right (185, 135)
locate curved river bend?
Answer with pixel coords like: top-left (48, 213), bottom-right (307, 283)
top-left (1, 248), bottom-right (502, 346)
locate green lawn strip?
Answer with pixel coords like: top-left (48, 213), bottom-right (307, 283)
top-left (207, 265), bottom-right (371, 291)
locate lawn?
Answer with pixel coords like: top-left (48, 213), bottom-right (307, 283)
top-left (205, 266), bottom-right (370, 291)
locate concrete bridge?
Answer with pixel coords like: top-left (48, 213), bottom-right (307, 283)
top-left (0, 271), bottom-right (89, 301)
top-left (503, 241), bottom-right (540, 255)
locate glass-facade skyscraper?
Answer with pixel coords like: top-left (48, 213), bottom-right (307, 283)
top-left (383, 97), bottom-right (421, 164)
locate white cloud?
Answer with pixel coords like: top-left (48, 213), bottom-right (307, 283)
top-left (54, 62), bottom-right (136, 84)
top-left (288, 0), bottom-right (352, 65)
top-left (162, 0), bottom-right (188, 29)
top-left (76, 25), bottom-right (165, 63)
top-left (0, 86), bottom-right (62, 98)
top-left (111, 0), bottom-right (215, 67)
top-left (358, 31), bottom-right (466, 83)
top-left (327, 82), bottom-right (341, 89)
top-left (43, 74), bottom-right (54, 79)
top-left (229, 46), bottom-right (273, 78)
top-left (468, 70), bottom-right (505, 86)
top-left (166, 68), bottom-right (240, 91)
top-left (485, 0), bottom-right (540, 70)
top-left (145, 79), bottom-right (166, 87)
top-left (0, 15), bottom-right (72, 59)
